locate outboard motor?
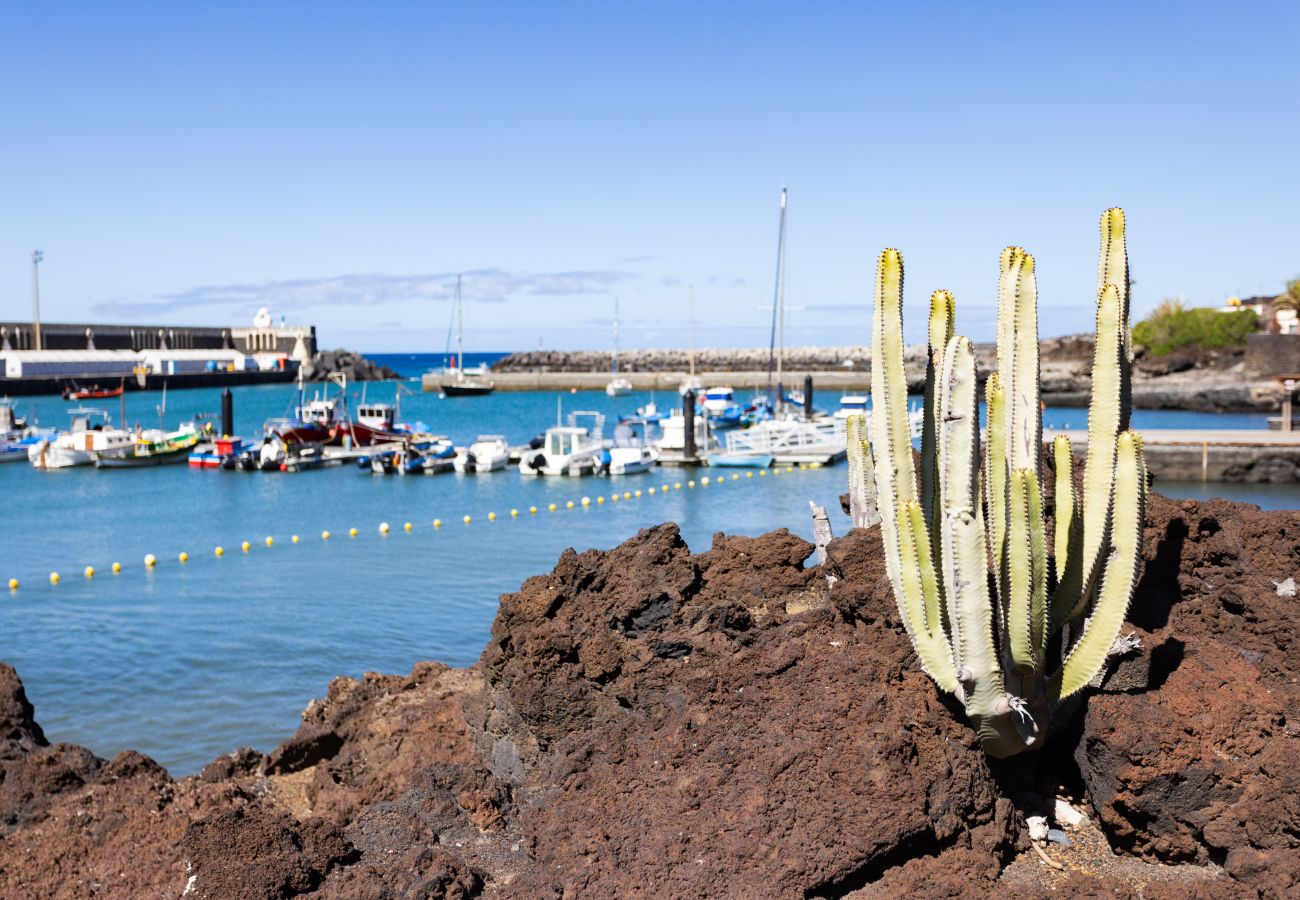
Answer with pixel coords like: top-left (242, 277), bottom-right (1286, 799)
top-left (528, 433), bottom-right (545, 450)
top-left (464, 450), bottom-right (477, 472)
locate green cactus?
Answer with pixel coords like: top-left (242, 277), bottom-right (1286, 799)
top-left (859, 209), bottom-right (1147, 758)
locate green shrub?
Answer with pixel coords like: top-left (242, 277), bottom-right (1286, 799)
top-left (1132, 305), bottom-right (1258, 356)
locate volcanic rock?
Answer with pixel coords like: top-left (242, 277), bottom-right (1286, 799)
top-left (0, 495), bottom-right (1297, 897)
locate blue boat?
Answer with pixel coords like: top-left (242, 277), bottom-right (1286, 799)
top-left (707, 452), bottom-right (774, 468)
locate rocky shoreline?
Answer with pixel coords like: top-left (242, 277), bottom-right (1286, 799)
top-left (494, 339), bottom-right (1287, 413)
top-left (300, 349), bottom-right (399, 382)
top-left (1, 494), bottom-right (1297, 897)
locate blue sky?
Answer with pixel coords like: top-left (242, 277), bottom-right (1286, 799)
top-left (2, 2), bottom-right (1297, 351)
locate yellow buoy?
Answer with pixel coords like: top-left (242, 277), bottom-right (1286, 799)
top-left (529, 506), bottom-right (538, 515)
top-left (178, 552), bottom-right (189, 563)
top-left (731, 474), bottom-right (738, 480)
top-left (674, 482), bottom-right (681, 490)
top-left (348, 528), bottom-right (358, 538)
top-left (746, 471), bottom-right (753, 478)
top-left (488, 512), bottom-right (497, 521)
top-left (596, 496), bottom-right (604, 504)
top-left (49, 572), bottom-right (60, 585)
top-left (463, 515), bottom-right (472, 524)
top-left (701, 477), bottom-right (710, 485)
top-left (611, 493), bottom-right (620, 502)
top-left (240, 541), bottom-right (251, 552)
top-left (403, 522), bottom-right (412, 532)
top-left (321, 530), bottom-right (331, 540)
top-left (265, 535), bottom-right (274, 546)
top-left (379, 522), bottom-right (390, 534)
top-left (581, 496), bottom-right (590, 507)
top-left (84, 566), bottom-right (95, 578)
top-left (433, 519), bottom-right (442, 528)
top-left (565, 500), bottom-right (575, 509)
top-left (648, 487), bottom-right (656, 495)
top-left (145, 553), bottom-right (158, 567)
top-left (623, 491), bottom-right (631, 500)
top-left (688, 480), bottom-right (696, 488)
top-left (759, 470), bottom-right (766, 476)
top-left (7, 578), bottom-right (17, 591)
top-left (661, 485), bottom-right (669, 493)
top-left (112, 562), bottom-right (122, 573)
top-left (634, 490), bottom-right (642, 498)
top-left (292, 534), bottom-right (300, 543)
top-left (215, 546), bottom-right (225, 556)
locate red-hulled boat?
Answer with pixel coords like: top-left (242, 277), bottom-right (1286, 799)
top-left (62, 381), bottom-right (125, 400)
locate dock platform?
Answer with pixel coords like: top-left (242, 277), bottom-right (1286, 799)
top-left (1047, 429), bottom-right (1300, 483)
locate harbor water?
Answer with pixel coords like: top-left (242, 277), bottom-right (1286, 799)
top-left (1, 375), bottom-right (1296, 774)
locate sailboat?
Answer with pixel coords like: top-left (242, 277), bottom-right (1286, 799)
top-left (606, 298), bottom-right (632, 397)
top-left (439, 275), bottom-right (495, 397)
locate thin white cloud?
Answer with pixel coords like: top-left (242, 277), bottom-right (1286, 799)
top-left (91, 268), bottom-right (634, 317)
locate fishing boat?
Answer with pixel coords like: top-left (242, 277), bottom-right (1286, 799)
top-left (29, 408), bottom-right (133, 469)
top-left (518, 411), bottom-right (606, 476)
top-left (437, 275), bottom-right (496, 397)
top-left (454, 435), bottom-right (510, 473)
top-left (61, 381), bottom-right (125, 401)
top-left (96, 429), bottom-right (202, 468)
top-left (605, 298), bottom-right (633, 397)
top-left (341, 402), bottom-right (407, 446)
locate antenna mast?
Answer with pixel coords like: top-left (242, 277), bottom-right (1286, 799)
top-left (765, 188), bottom-right (788, 408)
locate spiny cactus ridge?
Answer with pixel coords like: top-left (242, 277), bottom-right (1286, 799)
top-left (851, 209), bottom-right (1147, 758)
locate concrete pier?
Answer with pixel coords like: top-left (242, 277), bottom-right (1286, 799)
top-left (1048, 429), bottom-right (1300, 483)
top-left (422, 370), bottom-right (869, 394)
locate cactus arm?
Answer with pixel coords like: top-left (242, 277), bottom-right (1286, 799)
top-left (1026, 470), bottom-right (1048, 661)
top-left (1050, 436), bottom-right (1077, 588)
top-left (845, 415), bottom-right (879, 529)
top-left (936, 336), bottom-right (999, 696)
top-left (1065, 282), bottom-right (1124, 622)
top-left (984, 374), bottom-right (1008, 601)
top-left (903, 502), bottom-right (958, 690)
top-left (1006, 469), bottom-right (1035, 673)
top-left (1097, 208), bottom-right (1132, 429)
top-left (921, 290), bottom-right (955, 535)
top-left (995, 248), bottom-right (1024, 436)
top-left (870, 249), bottom-right (933, 655)
top-left (1048, 431), bottom-right (1146, 700)
top-left (1009, 254), bottom-right (1041, 474)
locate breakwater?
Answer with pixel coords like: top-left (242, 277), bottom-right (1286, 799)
top-left (489, 337), bottom-right (1290, 412)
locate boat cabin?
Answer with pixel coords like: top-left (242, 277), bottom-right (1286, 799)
top-left (355, 403), bottom-right (395, 431)
top-left (296, 396), bottom-right (339, 426)
top-left (546, 426), bottom-right (596, 458)
top-left (703, 387), bottom-right (735, 412)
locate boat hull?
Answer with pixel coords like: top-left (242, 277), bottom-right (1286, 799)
top-left (441, 382), bottom-right (495, 397)
top-left (708, 453), bottom-right (774, 468)
top-left (95, 447), bottom-right (192, 468)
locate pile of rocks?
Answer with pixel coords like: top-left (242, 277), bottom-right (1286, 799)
top-left (299, 349), bottom-right (399, 382)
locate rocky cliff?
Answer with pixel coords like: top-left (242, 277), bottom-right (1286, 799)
top-left (1, 494), bottom-right (1297, 897)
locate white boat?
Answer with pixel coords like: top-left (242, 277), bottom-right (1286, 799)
top-left (833, 395), bottom-right (868, 419)
top-left (29, 408), bottom-right (133, 469)
top-left (437, 275), bottom-right (495, 396)
top-left (454, 435), bottom-right (510, 473)
top-left (519, 412), bottom-right (606, 476)
top-left (602, 419), bottom-right (659, 475)
top-left (702, 387), bottom-right (735, 414)
top-left (606, 377), bottom-right (633, 397)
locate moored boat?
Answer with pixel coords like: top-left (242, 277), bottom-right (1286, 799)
top-left (519, 412), bottom-right (606, 477)
top-left (454, 435), bottom-right (510, 473)
top-left (29, 409), bottom-right (133, 469)
top-left (96, 430), bottom-right (202, 468)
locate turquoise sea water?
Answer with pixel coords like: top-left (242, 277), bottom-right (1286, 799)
top-left (1, 379), bottom-right (1295, 774)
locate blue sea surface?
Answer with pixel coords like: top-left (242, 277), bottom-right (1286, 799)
top-left (0, 382), bottom-right (1295, 774)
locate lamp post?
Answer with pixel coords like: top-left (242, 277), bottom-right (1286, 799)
top-left (31, 250), bottom-right (44, 351)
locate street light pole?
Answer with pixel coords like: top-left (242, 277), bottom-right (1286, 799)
top-left (31, 250), bottom-right (44, 351)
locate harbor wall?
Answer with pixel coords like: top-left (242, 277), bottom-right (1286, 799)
top-left (0, 320), bottom-right (316, 358)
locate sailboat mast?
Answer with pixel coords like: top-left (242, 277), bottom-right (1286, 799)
top-left (688, 285), bottom-right (696, 378)
top-left (455, 274), bottom-right (465, 373)
top-left (766, 187), bottom-right (788, 407)
top-left (612, 297), bottom-right (620, 375)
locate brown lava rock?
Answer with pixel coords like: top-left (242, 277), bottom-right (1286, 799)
top-left (0, 494), bottom-right (1296, 897)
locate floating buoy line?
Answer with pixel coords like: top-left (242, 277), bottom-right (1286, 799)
top-left (6, 463), bottom-right (824, 592)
